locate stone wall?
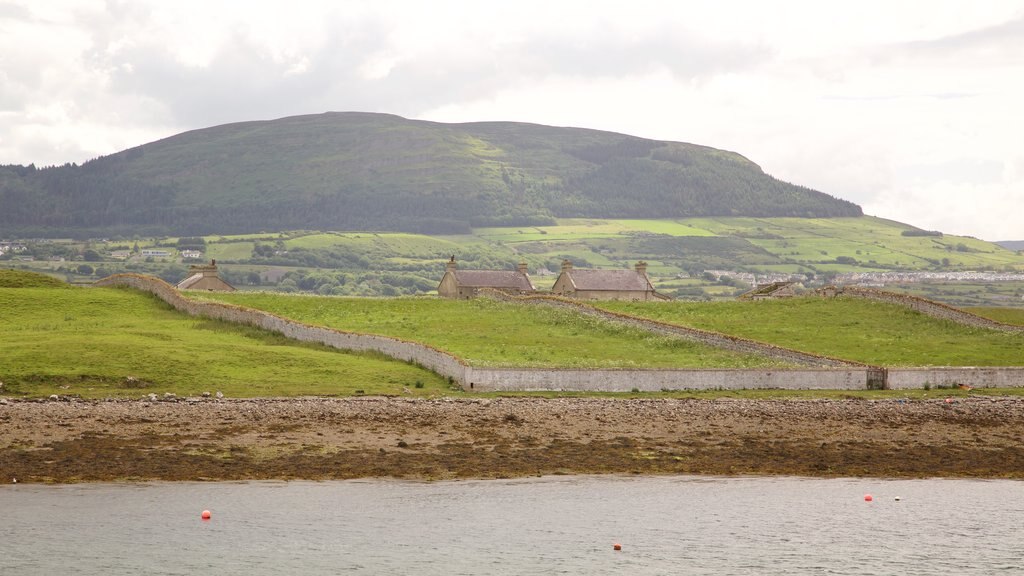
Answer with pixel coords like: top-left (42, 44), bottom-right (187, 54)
top-left (92, 275), bottom-right (1024, 392)
top-left (505, 293), bottom-right (864, 368)
top-left (887, 368), bottom-right (1024, 389)
top-left (94, 274), bottom-right (469, 382)
top-left (826, 287), bottom-right (1024, 333)
top-left (464, 367), bottom-right (870, 392)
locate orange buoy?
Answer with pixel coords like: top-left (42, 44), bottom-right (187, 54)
top-left (864, 494), bottom-right (873, 502)
top-left (613, 543), bottom-right (622, 551)
top-left (201, 510), bottom-right (212, 520)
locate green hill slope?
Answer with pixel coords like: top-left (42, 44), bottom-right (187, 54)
top-left (0, 276), bottom-right (447, 398)
top-left (0, 112), bottom-right (860, 236)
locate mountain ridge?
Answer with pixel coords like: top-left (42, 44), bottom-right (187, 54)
top-left (0, 112), bottom-right (861, 237)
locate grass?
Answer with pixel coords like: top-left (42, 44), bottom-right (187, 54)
top-left (966, 306), bottom-right (1024, 326)
top-left (0, 283), bottom-right (448, 399)
top-left (596, 297), bottom-right (1024, 367)
top-left (195, 292), bottom-right (794, 369)
top-left (0, 269), bottom-right (69, 288)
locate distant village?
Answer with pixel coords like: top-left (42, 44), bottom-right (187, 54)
top-left (5, 237), bottom-right (1024, 303)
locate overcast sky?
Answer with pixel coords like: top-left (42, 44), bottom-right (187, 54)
top-left (2, 1), bottom-right (1023, 240)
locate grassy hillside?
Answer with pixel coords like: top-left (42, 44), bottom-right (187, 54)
top-left (196, 291), bottom-right (1024, 368)
top-left (966, 307), bottom-right (1024, 325)
top-left (0, 112), bottom-right (859, 236)
top-left (195, 292), bottom-right (793, 369)
top-left (0, 269), bottom-right (68, 288)
top-left (0, 280), bottom-right (448, 398)
top-left (597, 297), bottom-right (1024, 367)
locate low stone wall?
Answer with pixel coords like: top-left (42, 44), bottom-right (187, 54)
top-left (504, 293), bottom-right (864, 368)
top-left (888, 368), bottom-right (1024, 389)
top-left (464, 367), bottom-right (870, 392)
top-left (92, 275), bottom-right (1024, 392)
top-left (828, 287), bottom-right (1023, 333)
top-left (94, 275), bottom-right (469, 382)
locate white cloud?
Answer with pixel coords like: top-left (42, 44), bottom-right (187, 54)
top-left (1, 0), bottom-right (1023, 239)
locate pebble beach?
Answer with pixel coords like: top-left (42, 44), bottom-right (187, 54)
top-left (2, 396), bottom-right (1023, 482)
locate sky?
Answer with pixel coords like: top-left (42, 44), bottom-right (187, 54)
top-left (2, 1), bottom-right (1023, 241)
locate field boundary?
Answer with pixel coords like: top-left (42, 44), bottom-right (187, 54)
top-left (822, 286), bottom-right (1024, 332)
top-left (93, 274), bottom-right (470, 383)
top-left (93, 275), bottom-right (1024, 391)
top-left (484, 290), bottom-right (867, 368)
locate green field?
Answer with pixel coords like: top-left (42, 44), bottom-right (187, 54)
top-left (5, 267), bottom-right (1024, 400)
top-left (966, 306), bottom-right (1024, 326)
top-left (196, 292), bottom-right (793, 369)
top-left (597, 297), bottom-right (1024, 367)
top-left (6, 216), bottom-right (1023, 304)
top-left (0, 279), bottom-right (448, 398)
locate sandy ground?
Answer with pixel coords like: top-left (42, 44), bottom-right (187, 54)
top-left (2, 396), bottom-right (1023, 483)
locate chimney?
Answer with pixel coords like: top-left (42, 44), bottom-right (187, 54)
top-left (561, 259), bottom-right (573, 272)
top-left (635, 260), bottom-right (648, 276)
top-left (446, 255), bottom-right (457, 272)
top-left (517, 261), bottom-right (529, 275)
top-left (202, 260), bottom-right (218, 278)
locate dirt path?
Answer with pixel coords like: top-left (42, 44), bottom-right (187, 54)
top-left (2, 396), bottom-right (1023, 482)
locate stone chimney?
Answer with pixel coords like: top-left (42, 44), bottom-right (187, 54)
top-left (446, 255), bottom-right (457, 272)
top-left (190, 260), bottom-right (219, 278)
top-left (635, 260), bottom-right (648, 276)
top-left (517, 261), bottom-right (529, 275)
top-left (561, 259), bottom-right (573, 272)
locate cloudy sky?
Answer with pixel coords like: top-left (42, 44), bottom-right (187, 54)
top-left (2, 1), bottom-right (1023, 240)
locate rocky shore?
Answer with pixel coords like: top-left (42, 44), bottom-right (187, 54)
top-left (2, 396), bottom-right (1023, 483)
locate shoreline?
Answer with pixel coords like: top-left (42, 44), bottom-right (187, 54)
top-left (2, 396), bottom-right (1023, 483)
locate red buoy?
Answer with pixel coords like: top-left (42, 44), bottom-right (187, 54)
top-left (864, 494), bottom-right (873, 502)
top-left (613, 543), bottom-right (622, 551)
top-left (201, 510), bottom-right (212, 520)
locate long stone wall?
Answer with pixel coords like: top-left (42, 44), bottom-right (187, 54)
top-left (94, 274), bottom-right (469, 382)
top-left (887, 368), bottom-right (1024, 389)
top-left (825, 286), bottom-right (1024, 332)
top-left (92, 275), bottom-right (1024, 392)
top-left (464, 367), bottom-right (870, 392)
top-left (497, 292), bottom-right (864, 368)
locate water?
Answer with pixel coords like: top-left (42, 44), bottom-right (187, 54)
top-left (1, 476), bottom-right (1022, 575)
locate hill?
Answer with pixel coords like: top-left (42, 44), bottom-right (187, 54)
top-left (0, 273), bottom-right (446, 398)
top-left (0, 112), bottom-right (860, 237)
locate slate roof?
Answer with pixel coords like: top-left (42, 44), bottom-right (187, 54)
top-left (740, 281), bottom-right (796, 299)
top-left (176, 274), bottom-right (235, 291)
top-left (563, 269), bottom-right (654, 292)
top-left (453, 270), bottom-right (534, 291)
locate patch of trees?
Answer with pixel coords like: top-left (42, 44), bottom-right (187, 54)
top-left (901, 229), bottom-right (943, 237)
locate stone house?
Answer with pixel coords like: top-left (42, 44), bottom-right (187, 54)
top-left (176, 260), bottom-right (236, 291)
top-left (437, 257), bottom-right (535, 299)
top-left (551, 260), bottom-right (668, 301)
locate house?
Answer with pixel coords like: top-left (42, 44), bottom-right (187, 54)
top-left (739, 281), bottom-right (798, 300)
top-left (437, 256), bottom-right (535, 299)
top-left (141, 249), bottom-right (171, 258)
top-left (551, 260), bottom-right (669, 301)
top-left (180, 249), bottom-right (203, 260)
top-left (176, 260), bottom-right (236, 291)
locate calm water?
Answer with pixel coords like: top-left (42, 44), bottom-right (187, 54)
top-left (1, 476), bottom-right (1022, 575)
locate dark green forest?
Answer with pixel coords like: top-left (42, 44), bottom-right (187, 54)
top-left (0, 112), bottom-right (860, 237)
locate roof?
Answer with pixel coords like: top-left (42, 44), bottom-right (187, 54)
top-left (176, 274), bottom-right (236, 291)
top-left (563, 269), bottom-right (654, 292)
top-left (452, 270), bottom-right (534, 291)
top-left (741, 281), bottom-right (797, 299)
